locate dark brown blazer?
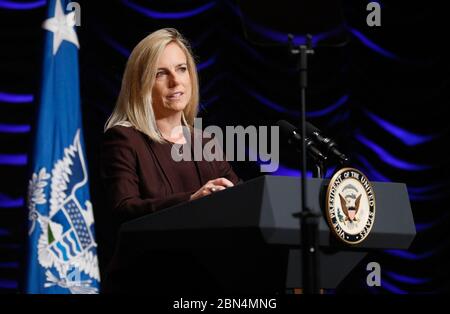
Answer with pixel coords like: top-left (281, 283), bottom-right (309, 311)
top-left (99, 125), bottom-right (240, 293)
top-left (100, 125), bottom-right (239, 224)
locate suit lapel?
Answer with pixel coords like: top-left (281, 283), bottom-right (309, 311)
top-left (190, 128), bottom-right (214, 185)
top-left (141, 128), bottom-right (214, 192)
top-left (195, 153), bottom-right (214, 186)
top-left (140, 132), bottom-right (179, 194)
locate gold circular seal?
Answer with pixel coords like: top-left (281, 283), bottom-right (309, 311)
top-left (326, 168), bottom-right (376, 245)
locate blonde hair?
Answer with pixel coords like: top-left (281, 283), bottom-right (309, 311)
top-left (104, 28), bottom-right (199, 143)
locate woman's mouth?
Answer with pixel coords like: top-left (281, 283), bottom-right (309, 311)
top-left (167, 92), bottom-right (183, 101)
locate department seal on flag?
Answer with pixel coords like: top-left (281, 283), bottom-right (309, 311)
top-left (27, 130), bottom-right (99, 293)
top-left (326, 168), bottom-right (376, 245)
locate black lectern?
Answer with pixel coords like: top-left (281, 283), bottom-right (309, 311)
top-left (111, 175), bottom-right (415, 293)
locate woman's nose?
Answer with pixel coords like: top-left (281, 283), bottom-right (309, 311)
top-left (168, 72), bottom-right (180, 87)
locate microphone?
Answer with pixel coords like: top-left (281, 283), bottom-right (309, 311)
top-left (276, 120), bottom-right (327, 163)
top-left (305, 122), bottom-right (349, 165)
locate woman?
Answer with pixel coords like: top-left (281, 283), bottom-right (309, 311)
top-left (100, 28), bottom-right (240, 292)
top-left (101, 28), bottom-right (239, 223)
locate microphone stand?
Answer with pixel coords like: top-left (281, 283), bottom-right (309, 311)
top-left (289, 34), bottom-right (321, 294)
top-left (313, 161), bottom-right (325, 179)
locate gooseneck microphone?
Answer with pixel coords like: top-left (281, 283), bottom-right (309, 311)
top-left (276, 120), bottom-right (327, 163)
top-left (305, 122), bottom-right (349, 165)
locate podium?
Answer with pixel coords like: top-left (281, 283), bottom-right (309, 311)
top-left (111, 175), bottom-right (415, 293)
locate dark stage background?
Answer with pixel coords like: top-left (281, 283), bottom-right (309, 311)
top-left (0, 0), bottom-right (449, 294)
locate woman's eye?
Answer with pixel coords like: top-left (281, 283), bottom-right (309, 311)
top-left (178, 67), bottom-right (187, 73)
top-left (156, 71), bottom-right (165, 78)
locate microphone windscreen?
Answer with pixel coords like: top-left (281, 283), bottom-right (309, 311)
top-left (304, 121), bottom-right (320, 135)
top-left (276, 120), bottom-right (296, 136)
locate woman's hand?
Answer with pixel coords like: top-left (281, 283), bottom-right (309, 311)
top-left (190, 177), bottom-right (234, 201)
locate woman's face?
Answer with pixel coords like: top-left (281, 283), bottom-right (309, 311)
top-left (151, 42), bottom-right (192, 118)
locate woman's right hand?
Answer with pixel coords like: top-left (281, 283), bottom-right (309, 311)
top-left (190, 177), bottom-right (234, 201)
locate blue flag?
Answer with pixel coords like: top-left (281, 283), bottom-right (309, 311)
top-left (26, 0), bottom-right (100, 294)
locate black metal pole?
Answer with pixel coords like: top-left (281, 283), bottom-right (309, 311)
top-left (290, 34), bottom-right (320, 294)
